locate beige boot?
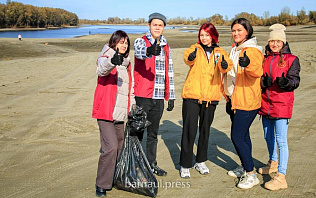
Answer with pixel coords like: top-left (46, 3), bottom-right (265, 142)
top-left (264, 173), bottom-right (288, 191)
top-left (258, 160), bottom-right (278, 175)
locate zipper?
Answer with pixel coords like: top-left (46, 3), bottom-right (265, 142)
top-left (267, 55), bottom-right (275, 117)
top-left (231, 48), bottom-right (241, 112)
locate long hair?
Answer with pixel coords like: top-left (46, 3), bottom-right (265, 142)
top-left (264, 43), bottom-right (286, 68)
top-left (278, 44), bottom-right (286, 68)
top-left (109, 30), bottom-right (130, 58)
top-left (231, 18), bottom-right (253, 40)
top-left (198, 22), bottom-right (219, 44)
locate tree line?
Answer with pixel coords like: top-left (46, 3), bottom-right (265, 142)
top-left (1, 1), bottom-right (315, 28)
top-left (0, 1), bottom-right (79, 28)
top-left (81, 7), bottom-right (316, 26)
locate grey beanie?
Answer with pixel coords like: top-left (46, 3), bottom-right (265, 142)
top-left (148, 12), bottom-right (167, 26)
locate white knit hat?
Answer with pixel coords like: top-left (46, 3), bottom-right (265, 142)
top-left (268, 24), bottom-right (286, 43)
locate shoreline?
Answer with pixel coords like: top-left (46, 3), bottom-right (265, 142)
top-left (1, 26), bottom-right (316, 61)
top-left (0, 26), bottom-right (79, 32)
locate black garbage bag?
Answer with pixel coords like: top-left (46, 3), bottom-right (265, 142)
top-left (127, 104), bottom-right (151, 135)
top-left (113, 105), bottom-right (158, 197)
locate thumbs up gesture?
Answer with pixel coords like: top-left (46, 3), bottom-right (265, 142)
top-left (262, 72), bottom-right (273, 88)
top-left (276, 72), bottom-right (289, 88)
top-left (221, 55), bottom-right (228, 69)
top-left (188, 47), bottom-right (197, 61)
top-left (146, 39), bottom-right (161, 56)
top-left (239, 51), bottom-right (250, 67)
top-left (111, 48), bottom-right (124, 65)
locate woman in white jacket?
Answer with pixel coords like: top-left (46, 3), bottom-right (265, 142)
top-left (92, 30), bottom-right (135, 197)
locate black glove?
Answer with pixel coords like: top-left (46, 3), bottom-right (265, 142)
top-left (262, 72), bottom-right (273, 88)
top-left (111, 48), bottom-right (123, 65)
top-left (188, 48), bottom-right (197, 61)
top-left (146, 39), bottom-right (161, 56)
top-left (239, 51), bottom-right (250, 67)
top-left (221, 55), bottom-right (228, 69)
top-left (276, 72), bottom-right (289, 88)
top-left (166, 100), bottom-right (174, 111)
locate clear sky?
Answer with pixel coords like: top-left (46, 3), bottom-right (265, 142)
top-left (1, 0), bottom-right (315, 20)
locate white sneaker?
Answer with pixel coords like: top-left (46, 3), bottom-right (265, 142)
top-left (194, 162), bottom-right (209, 175)
top-left (180, 166), bottom-right (190, 178)
top-left (237, 172), bottom-right (260, 189)
top-left (227, 165), bottom-right (245, 178)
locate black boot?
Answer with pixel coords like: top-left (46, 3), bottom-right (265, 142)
top-left (150, 163), bottom-right (167, 176)
top-left (95, 185), bottom-right (106, 197)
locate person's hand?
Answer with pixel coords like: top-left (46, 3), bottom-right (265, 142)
top-left (111, 48), bottom-right (123, 65)
top-left (146, 39), bottom-right (161, 56)
top-left (276, 72), bottom-right (289, 88)
top-left (262, 72), bottom-right (273, 88)
top-left (166, 100), bottom-right (174, 111)
top-left (239, 51), bottom-right (250, 67)
top-left (188, 48), bottom-right (197, 61)
top-left (221, 55), bottom-right (228, 69)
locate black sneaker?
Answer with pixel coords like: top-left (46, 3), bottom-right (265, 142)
top-left (95, 185), bottom-right (107, 197)
top-left (151, 164), bottom-right (167, 176)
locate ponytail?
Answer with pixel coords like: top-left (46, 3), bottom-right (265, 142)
top-left (278, 44), bottom-right (286, 68)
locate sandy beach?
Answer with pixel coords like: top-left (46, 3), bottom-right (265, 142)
top-left (0, 26), bottom-right (316, 198)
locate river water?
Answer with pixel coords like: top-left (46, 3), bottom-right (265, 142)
top-left (0, 25), bottom-right (175, 38)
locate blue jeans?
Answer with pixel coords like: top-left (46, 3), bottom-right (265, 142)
top-left (262, 117), bottom-right (289, 175)
top-left (231, 109), bottom-right (258, 172)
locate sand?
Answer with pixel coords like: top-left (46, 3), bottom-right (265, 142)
top-left (0, 26), bottom-right (316, 198)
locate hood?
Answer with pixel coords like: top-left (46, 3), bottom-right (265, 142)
top-left (99, 44), bottom-right (110, 57)
top-left (197, 43), bottom-right (219, 53)
top-left (236, 37), bottom-right (263, 52)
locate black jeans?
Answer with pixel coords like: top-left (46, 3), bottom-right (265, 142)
top-left (135, 96), bottom-right (164, 165)
top-left (180, 98), bottom-right (217, 168)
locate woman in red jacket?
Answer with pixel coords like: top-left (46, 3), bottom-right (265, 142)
top-left (258, 24), bottom-right (300, 191)
top-left (92, 30), bottom-right (135, 197)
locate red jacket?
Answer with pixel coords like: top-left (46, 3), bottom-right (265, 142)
top-left (134, 35), bottom-right (170, 100)
top-left (259, 43), bottom-right (300, 119)
top-left (92, 65), bottom-right (133, 121)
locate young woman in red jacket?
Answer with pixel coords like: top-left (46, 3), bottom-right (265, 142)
top-left (258, 24), bottom-right (300, 191)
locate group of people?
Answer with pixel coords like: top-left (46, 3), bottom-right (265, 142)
top-left (91, 12), bottom-right (300, 197)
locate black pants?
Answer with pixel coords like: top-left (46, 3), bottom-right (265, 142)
top-left (135, 96), bottom-right (164, 166)
top-left (180, 99), bottom-right (216, 168)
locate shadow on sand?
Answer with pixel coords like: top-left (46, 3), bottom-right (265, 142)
top-left (159, 120), bottom-right (265, 172)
